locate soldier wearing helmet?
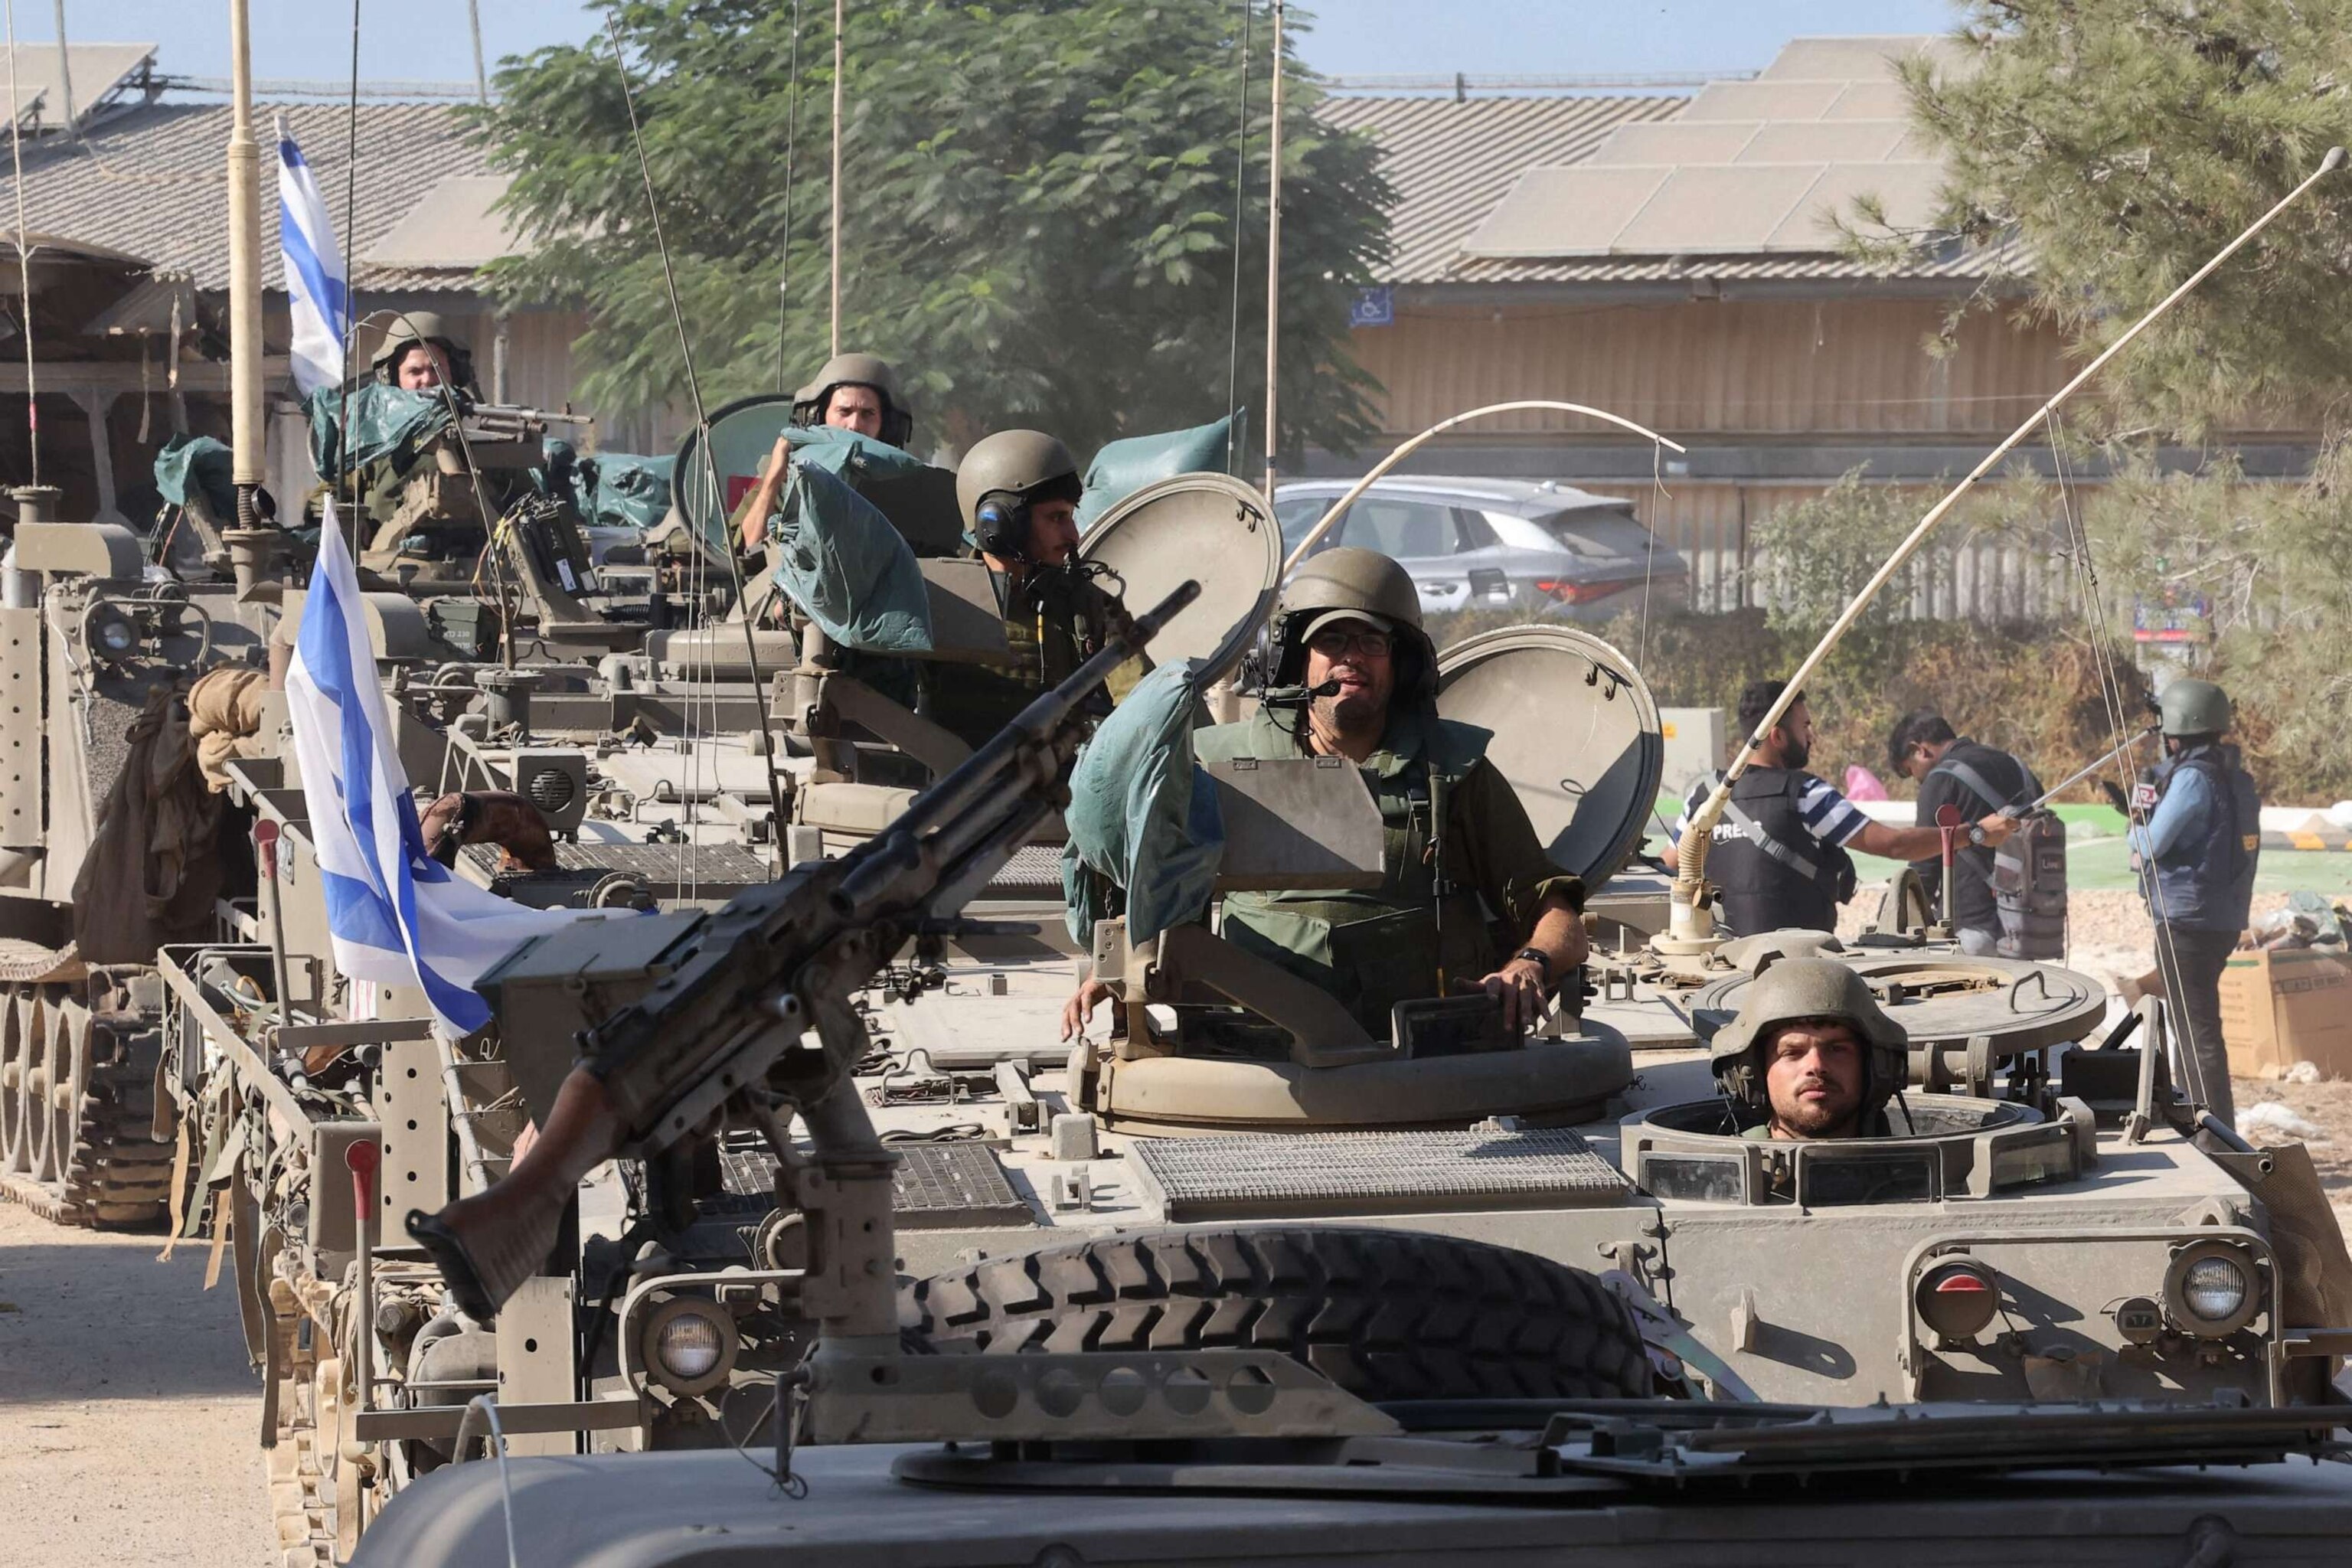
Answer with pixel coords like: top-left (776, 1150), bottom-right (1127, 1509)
top-left (1062, 545), bottom-right (1586, 1042)
top-left (792, 352), bottom-right (913, 449)
top-left (369, 311), bottom-right (477, 397)
top-left (2128, 678), bottom-right (2261, 1127)
top-left (922, 429), bottom-right (1135, 750)
top-left (1708, 957), bottom-right (1910, 1140)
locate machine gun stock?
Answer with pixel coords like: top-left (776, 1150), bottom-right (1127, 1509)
top-left (408, 580), bottom-right (1200, 1320)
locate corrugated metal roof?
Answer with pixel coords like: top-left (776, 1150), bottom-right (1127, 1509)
top-left (6, 100), bottom-right (495, 294)
top-left (1318, 94), bottom-right (1683, 284)
top-left (3, 42), bottom-right (157, 130)
top-left (1339, 33), bottom-right (2004, 289)
top-left (364, 175), bottom-right (521, 270)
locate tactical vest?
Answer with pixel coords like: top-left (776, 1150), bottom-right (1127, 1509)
top-left (1198, 709), bottom-right (1498, 1035)
top-left (1928, 748), bottom-right (2068, 959)
top-left (2149, 744), bottom-right (2261, 932)
top-left (923, 567), bottom-right (1119, 749)
top-left (1707, 767), bottom-right (1856, 937)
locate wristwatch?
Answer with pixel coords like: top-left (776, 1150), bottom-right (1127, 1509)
top-left (1967, 824), bottom-right (1990, 847)
top-left (1512, 946), bottom-right (1553, 981)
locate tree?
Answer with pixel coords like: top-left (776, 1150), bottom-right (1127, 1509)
top-left (1895, 1), bottom-right (2352, 438)
top-left (472, 0), bottom-right (1391, 461)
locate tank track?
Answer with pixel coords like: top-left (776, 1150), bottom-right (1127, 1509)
top-left (0, 971), bottom-right (175, 1228)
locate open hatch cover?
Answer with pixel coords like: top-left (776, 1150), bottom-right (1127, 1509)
top-left (1079, 472), bottom-right (1282, 687)
top-left (1434, 625), bottom-right (1662, 890)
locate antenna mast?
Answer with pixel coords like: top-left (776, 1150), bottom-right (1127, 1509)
top-left (227, 0), bottom-right (266, 523)
top-left (828, 0), bottom-right (844, 358)
top-left (1260, 0), bottom-right (1283, 501)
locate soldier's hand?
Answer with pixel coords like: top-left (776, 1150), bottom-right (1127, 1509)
top-left (1480, 957), bottom-right (1550, 1033)
top-left (1060, 976), bottom-right (1114, 1041)
top-left (763, 430), bottom-right (793, 479)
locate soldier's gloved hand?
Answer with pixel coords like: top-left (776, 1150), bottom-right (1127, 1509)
top-left (1060, 976), bottom-right (1114, 1042)
top-left (1479, 957), bottom-right (1550, 1033)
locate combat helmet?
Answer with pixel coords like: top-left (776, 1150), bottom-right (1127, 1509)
top-left (792, 352), bottom-right (914, 449)
top-left (956, 430), bottom-right (1083, 560)
top-left (1269, 546), bottom-right (1436, 694)
top-left (2158, 678), bottom-right (2232, 740)
top-left (369, 311), bottom-right (470, 385)
top-left (1707, 957), bottom-right (1909, 1129)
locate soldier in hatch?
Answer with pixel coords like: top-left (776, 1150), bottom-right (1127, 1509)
top-left (1708, 957), bottom-right (1911, 1141)
top-left (372, 311), bottom-right (479, 398)
top-left (738, 352), bottom-right (918, 551)
top-left (914, 429), bottom-right (1135, 750)
top-left (1060, 547), bottom-right (1587, 1041)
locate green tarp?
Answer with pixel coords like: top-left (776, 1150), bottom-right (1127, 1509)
top-left (1061, 658), bottom-right (1225, 949)
top-left (767, 461), bottom-right (934, 654)
top-left (1075, 412), bottom-right (1240, 528)
top-left (153, 434), bottom-right (236, 518)
top-left (304, 383), bottom-right (452, 485)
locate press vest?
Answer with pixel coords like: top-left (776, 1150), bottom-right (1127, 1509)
top-left (2149, 744), bottom-right (2261, 932)
top-left (1706, 767), bottom-right (1857, 937)
top-left (1196, 707), bottom-right (1498, 1034)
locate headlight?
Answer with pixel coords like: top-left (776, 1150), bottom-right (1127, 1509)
top-left (2182, 1257), bottom-right (2249, 1322)
top-left (2164, 1241), bottom-right (2260, 1338)
top-left (84, 603), bottom-right (139, 662)
top-left (639, 1298), bottom-right (738, 1396)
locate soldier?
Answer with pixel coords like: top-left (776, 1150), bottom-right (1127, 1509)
top-left (2131, 678), bottom-right (2261, 1128)
top-left (1061, 547), bottom-right (1586, 1040)
top-left (371, 311), bottom-right (477, 397)
top-left (1887, 708), bottom-right (2040, 955)
top-left (792, 351), bottom-right (914, 448)
top-left (1708, 957), bottom-right (1910, 1141)
top-left (920, 429), bottom-right (1134, 750)
top-left (740, 353), bottom-right (914, 551)
top-left (1670, 679), bottom-right (2015, 936)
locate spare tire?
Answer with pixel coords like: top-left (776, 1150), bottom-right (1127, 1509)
top-left (900, 1226), bottom-right (1651, 1403)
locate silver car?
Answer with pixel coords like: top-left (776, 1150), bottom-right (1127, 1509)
top-left (1273, 475), bottom-right (1687, 622)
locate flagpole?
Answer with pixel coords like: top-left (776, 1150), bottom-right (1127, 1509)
top-left (226, 0), bottom-right (266, 523)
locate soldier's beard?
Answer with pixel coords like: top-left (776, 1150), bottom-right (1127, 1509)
top-left (1771, 1077), bottom-right (1858, 1138)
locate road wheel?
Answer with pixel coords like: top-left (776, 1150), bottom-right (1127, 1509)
top-left (902, 1226), bottom-right (1651, 1403)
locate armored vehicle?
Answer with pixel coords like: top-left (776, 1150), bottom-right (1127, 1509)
top-left (350, 573), bottom-right (2352, 1566)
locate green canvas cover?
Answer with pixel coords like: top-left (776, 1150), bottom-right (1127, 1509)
top-left (1061, 658), bottom-right (1224, 949)
top-left (1074, 412), bottom-right (1240, 528)
top-left (547, 440), bottom-right (675, 531)
top-left (675, 415), bottom-right (928, 555)
top-left (767, 461), bottom-right (933, 654)
top-left (153, 434), bottom-right (237, 518)
top-left (305, 383), bottom-right (453, 484)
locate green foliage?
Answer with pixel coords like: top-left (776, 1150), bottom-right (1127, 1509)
top-left (471, 0), bottom-right (1390, 459)
top-left (1899, 1), bottom-right (2352, 436)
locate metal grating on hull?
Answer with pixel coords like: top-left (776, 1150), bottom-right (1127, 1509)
top-left (463, 840), bottom-right (776, 892)
top-left (983, 841), bottom-right (1066, 898)
top-left (891, 1143), bottom-right (1034, 1230)
top-left (1132, 1129), bottom-right (1628, 1222)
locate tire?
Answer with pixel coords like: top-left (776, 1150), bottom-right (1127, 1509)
top-left (901, 1225), bottom-right (1651, 1403)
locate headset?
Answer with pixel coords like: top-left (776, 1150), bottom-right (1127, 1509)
top-left (972, 491), bottom-right (1032, 562)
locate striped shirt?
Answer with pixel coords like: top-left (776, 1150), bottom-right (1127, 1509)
top-left (1672, 769), bottom-right (1870, 851)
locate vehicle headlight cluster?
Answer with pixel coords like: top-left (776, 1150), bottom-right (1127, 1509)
top-left (2162, 1240), bottom-right (2260, 1338)
top-left (639, 1297), bottom-right (739, 1396)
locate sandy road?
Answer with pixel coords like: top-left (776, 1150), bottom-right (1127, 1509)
top-left (0, 1201), bottom-right (272, 1568)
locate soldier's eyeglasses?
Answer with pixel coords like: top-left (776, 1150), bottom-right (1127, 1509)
top-left (1307, 629), bottom-right (1393, 658)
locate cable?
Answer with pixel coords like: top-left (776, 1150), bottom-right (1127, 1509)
top-left (599, 6), bottom-right (790, 835)
top-left (1222, 0), bottom-right (1252, 472)
top-left (6, 0), bottom-right (39, 486)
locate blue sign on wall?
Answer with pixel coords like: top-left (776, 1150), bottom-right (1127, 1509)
top-left (1349, 286), bottom-right (1394, 328)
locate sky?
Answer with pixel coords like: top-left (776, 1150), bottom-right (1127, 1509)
top-left (17, 1), bottom-right (1963, 87)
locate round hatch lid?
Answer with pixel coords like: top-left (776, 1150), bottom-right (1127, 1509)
top-left (1687, 955), bottom-right (2109, 1056)
top-left (1433, 625), bottom-right (1661, 889)
top-left (1078, 472), bottom-right (1281, 685)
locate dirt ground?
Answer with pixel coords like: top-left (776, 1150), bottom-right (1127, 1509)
top-left (0, 1201), bottom-right (273, 1567)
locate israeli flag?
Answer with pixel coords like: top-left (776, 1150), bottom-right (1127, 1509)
top-left (285, 505), bottom-right (596, 1037)
top-left (276, 116), bottom-right (349, 397)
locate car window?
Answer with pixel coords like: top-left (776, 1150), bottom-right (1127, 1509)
top-left (1346, 497), bottom-right (1460, 559)
top-left (1274, 496), bottom-right (1329, 556)
top-left (1534, 507), bottom-right (1658, 557)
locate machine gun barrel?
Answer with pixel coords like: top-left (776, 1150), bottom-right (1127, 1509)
top-left (407, 579), bottom-right (1199, 1320)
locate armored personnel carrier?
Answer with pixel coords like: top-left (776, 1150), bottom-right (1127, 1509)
top-left (350, 568), bottom-right (2352, 1566)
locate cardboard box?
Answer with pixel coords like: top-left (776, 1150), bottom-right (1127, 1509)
top-left (2220, 948), bottom-right (2352, 1079)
